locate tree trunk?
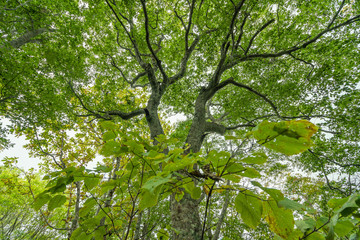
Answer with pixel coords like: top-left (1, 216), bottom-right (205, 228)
top-left (170, 194), bottom-right (202, 240)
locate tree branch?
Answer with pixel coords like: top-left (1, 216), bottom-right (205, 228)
top-left (107, 54), bottom-right (148, 88)
top-left (289, 53), bottom-right (314, 81)
top-left (244, 18), bottom-right (275, 55)
top-left (105, 0), bottom-right (146, 68)
top-left (234, 12), bottom-right (249, 51)
top-left (68, 81), bottom-right (145, 120)
top-left (204, 122), bottom-right (226, 135)
top-left (8, 28), bottom-right (54, 48)
top-left (140, 0), bottom-right (168, 82)
top-left (227, 13), bottom-right (360, 69)
top-left (214, 78), bottom-right (284, 119)
top-left (185, 0), bottom-right (196, 51)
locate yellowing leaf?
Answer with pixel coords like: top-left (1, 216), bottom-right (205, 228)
top-left (263, 199), bottom-right (294, 239)
top-left (252, 120), bottom-right (318, 155)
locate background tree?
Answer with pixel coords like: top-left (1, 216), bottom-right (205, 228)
top-left (1, 0), bottom-right (360, 239)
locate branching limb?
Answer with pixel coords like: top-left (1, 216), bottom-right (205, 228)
top-left (309, 149), bottom-right (360, 168)
top-left (105, 0), bottom-right (146, 68)
top-left (299, 216), bottom-right (331, 240)
top-left (244, 18), bottom-right (275, 55)
top-left (327, 0), bottom-right (346, 29)
top-left (204, 122), bottom-right (226, 135)
top-left (98, 109), bottom-right (146, 120)
top-left (107, 54), bottom-right (148, 88)
top-left (227, 12), bottom-right (360, 69)
top-left (211, 0), bottom-right (245, 87)
top-left (68, 81), bottom-right (146, 120)
top-left (289, 53), bottom-right (314, 81)
top-left (140, 0), bottom-right (168, 82)
top-left (234, 12), bottom-right (250, 51)
top-left (174, 5), bottom-right (187, 30)
top-left (214, 77), bottom-right (284, 119)
top-left (226, 123), bottom-right (255, 130)
top-left (184, 0), bottom-right (196, 51)
top-left (8, 28), bottom-right (55, 48)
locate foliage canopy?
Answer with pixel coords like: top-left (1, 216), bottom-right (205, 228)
top-left (1, 0), bottom-right (360, 239)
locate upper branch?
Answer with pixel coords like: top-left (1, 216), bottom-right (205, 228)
top-left (68, 81), bottom-right (146, 120)
top-left (168, 28), bottom-right (217, 85)
top-left (140, 0), bottom-right (168, 82)
top-left (244, 18), bottom-right (275, 55)
top-left (214, 78), bottom-right (284, 119)
top-left (107, 54), bottom-right (148, 88)
top-left (210, 0), bottom-right (245, 87)
top-left (105, 0), bottom-right (146, 68)
top-left (234, 12), bottom-right (249, 51)
top-left (185, 0), bottom-right (196, 50)
top-left (227, 11), bottom-right (360, 69)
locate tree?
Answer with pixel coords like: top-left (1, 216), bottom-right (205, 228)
top-left (1, 0), bottom-right (360, 239)
top-left (0, 163), bottom-right (63, 239)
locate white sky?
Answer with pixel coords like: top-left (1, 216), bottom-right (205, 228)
top-left (0, 130), bottom-right (41, 170)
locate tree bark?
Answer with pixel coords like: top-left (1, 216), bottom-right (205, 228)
top-left (170, 194), bottom-right (202, 240)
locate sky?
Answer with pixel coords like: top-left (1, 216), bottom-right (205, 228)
top-left (0, 128), bottom-right (41, 170)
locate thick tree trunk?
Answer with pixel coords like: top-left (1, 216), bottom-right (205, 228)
top-left (170, 90), bottom-right (210, 240)
top-left (171, 194), bottom-right (202, 240)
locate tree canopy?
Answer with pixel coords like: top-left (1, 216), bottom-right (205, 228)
top-left (1, 0), bottom-right (360, 239)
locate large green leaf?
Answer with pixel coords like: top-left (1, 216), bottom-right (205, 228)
top-left (263, 199), bottom-right (295, 239)
top-left (251, 181), bottom-right (284, 201)
top-left (48, 194), bottom-right (67, 211)
top-left (235, 190), bottom-right (263, 229)
top-left (84, 175), bottom-right (101, 190)
top-left (33, 193), bottom-right (51, 211)
top-left (142, 175), bottom-right (172, 192)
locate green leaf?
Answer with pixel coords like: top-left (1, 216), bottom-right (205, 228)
top-left (139, 183), bottom-right (161, 210)
top-left (263, 199), bottom-right (294, 239)
top-left (222, 174), bottom-right (241, 183)
top-left (100, 121), bottom-right (116, 130)
top-left (238, 168), bottom-right (261, 178)
top-left (278, 198), bottom-right (307, 211)
top-left (33, 193), bottom-right (51, 211)
top-left (224, 135), bottom-right (239, 140)
top-left (100, 140), bottom-right (122, 157)
top-left (48, 194), bottom-right (67, 211)
top-left (241, 153), bottom-right (267, 164)
top-left (191, 187), bottom-right (202, 199)
top-left (334, 220), bottom-right (354, 237)
top-left (226, 163), bottom-right (245, 173)
top-left (103, 131), bottom-right (116, 141)
top-left (328, 197), bottom-right (349, 209)
top-left (235, 190), bottom-right (263, 229)
top-left (124, 140), bottom-right (144, 154)
top-left (157, 229), bottom-right (169, 240)
top-left (252, 120), bottom-right (318, 155)
top-left (142, 175), bottom-right (172, 192)
top-left (295, 218), bottom-right (316, 233)
top-left (305, 232), bottom-right (325, 240)
top-left (251, 181), bottom-right (284, 201)
top-left (80, 198), bottom-right (97, 217)
top-left (336, 193), bottom-right (360, 217)
top-left (84, 175), bottom-right (101, 190)
top-left (48, 183), bottom-right (67, 193)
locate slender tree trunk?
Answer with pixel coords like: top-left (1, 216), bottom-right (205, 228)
top-left (134, 211), bottom-right (142, 240)
top-left (68, 181), bottom-right (81, 239)
top-left (212, 185), bottom-right (230, 240)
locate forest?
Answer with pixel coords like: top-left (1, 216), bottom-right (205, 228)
top-left (0, 0), bottom-right (360, 239)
